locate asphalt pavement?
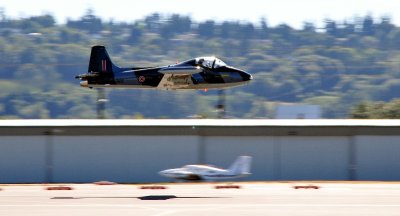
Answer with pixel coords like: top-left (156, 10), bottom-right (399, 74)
top-left (0, 182), bottom-right (399, 216)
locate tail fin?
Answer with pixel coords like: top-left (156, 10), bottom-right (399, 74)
top-left (88, 45), bottom-right (120, 73)
top-left (228, 156), bottom-right (252, 175)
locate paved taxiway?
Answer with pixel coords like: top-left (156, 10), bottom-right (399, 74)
top-left (0, 182), bottom-right (400, 216)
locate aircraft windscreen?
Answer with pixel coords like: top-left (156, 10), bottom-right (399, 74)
top-left (214, 58), bottom-right (227, 68)
top-left (178, 59), bottom-right (196, 66)
top-left (197, 57), bottom-right (226, 69)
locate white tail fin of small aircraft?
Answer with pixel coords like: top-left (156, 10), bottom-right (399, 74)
top-left (228, 155), bottom-right (252, 175)
top-left (159, 156), bottom-right (252, 181)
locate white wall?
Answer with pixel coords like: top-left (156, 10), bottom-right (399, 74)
top-left (0, 136), bottom-right (47, 183)
top-left (1, 134), bottom-right (400, 183)
top-left (355, 136), bottom-right (400, 180)
top-left (279, 137), bottom-right (349, 180)
top-left (53, 136), bottom-right (199, 183)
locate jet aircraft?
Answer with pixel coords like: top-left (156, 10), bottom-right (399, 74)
top-left (76, 46), bottom-right (252, 90)
top-left (159, 156), bottom-right (252, 181)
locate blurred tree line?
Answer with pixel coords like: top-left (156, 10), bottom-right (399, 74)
top-left (351, 99), bottom-right (400, 118)
top-left (0, 9), bottom-right (400, 119)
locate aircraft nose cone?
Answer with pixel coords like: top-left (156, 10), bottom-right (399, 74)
top-left (242, 71), bottom-right (253, 81)
top-left (159, 169), bottom-right (173, 177)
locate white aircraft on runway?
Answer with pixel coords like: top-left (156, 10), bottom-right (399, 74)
top-left (159, 156), bottom-right (252, 181)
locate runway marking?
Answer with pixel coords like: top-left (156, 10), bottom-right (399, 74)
top-left (1, 204), bottom-right (400, 208)
top-left (152, 210), bottom-right (180, 216)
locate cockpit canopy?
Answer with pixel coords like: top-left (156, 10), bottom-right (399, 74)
top-left (177, 56), bottom-right (227, 69)
top-left (196, 57), bottom-right (227, 69)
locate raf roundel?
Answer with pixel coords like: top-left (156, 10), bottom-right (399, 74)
top-left (138, 76), bottom-right (146, 83)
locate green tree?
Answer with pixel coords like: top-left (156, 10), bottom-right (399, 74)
top-left (351, 100), bottom-right (400, 119)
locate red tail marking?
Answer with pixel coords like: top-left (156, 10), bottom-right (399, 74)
top-left (102, 60), bottom-right (107, 72)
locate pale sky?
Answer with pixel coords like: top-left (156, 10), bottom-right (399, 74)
top-left (0, 0), bottom-right (399, 28)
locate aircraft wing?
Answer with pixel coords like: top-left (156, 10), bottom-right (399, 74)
top-left (170, 171), bottom-right (202, 181)
top-left (157, 73), bottom-right (194, 90)
top-left (185, 173), bottom-right (203, 181)
top-left (158, 66), bottom-right (202, 75)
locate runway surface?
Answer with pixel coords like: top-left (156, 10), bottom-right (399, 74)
top-left (0, 182), bottom-right (400, 216)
